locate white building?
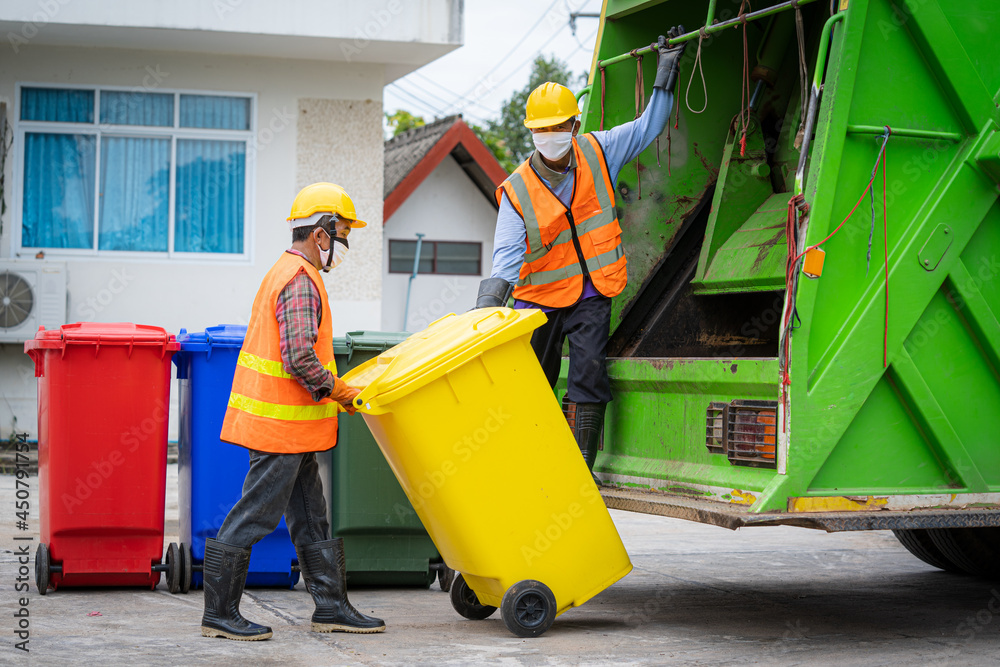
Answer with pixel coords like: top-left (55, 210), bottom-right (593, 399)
top-left (381, 115), bottom-right (505, 332)
top-left (0, 0), bottom-right (462, 440)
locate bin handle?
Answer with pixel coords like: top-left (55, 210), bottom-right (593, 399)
top-left (471, 309), bottom-right (505, 332)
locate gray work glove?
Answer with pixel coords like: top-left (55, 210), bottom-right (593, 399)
top-left (475, 277), bottom-right (513, 309)
top-left (653, 25), bottom-right (687, 91)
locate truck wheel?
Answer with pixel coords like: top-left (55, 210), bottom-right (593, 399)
top-left (35, 543), bottom-right (50, 595)
top-left (501, 580), bottom-right (556, 638)
top-left (927, 528), bottom-right (1000, 578)
top-left (892, 529), bottom-right (962, 573)
top-left (450, 574), bottom-right (496, 620)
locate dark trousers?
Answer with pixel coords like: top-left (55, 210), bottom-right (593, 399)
top-left (215, 449), bottom-right (330, 549)
top-left (530, 295), bottom-right (613, 404)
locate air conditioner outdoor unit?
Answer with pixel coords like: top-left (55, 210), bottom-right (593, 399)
top-left (0, 260), bottom-right (67, 343)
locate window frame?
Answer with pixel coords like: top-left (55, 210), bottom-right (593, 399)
top-left (388, 239), bottom-right (483, 276)
top-left (12, 82), bottom-right (257, 264)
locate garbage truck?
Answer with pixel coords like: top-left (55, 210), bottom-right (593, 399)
top-left (576, 0), bottom-right (1000, 576)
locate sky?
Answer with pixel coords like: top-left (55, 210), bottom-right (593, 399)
top-left (382, 0), bottom-right (604, 129)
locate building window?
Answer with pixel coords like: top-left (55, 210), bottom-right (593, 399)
top-left (388, 240), bottom-right (481, 275)
top-left (16, 85), bottom-right (253, 258)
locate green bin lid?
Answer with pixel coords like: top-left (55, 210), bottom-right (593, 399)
top-left (334, 330), bottom-right (411, 361)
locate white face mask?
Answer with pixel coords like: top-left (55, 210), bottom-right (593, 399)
top-left (330, 237), bottom-right (349, 269)
top-left (318, 235), bottom-right (349, 272)
top-left (532, 132), bottom-right (573, 161)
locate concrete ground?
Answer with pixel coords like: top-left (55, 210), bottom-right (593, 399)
top-left (2, 466), bottom-right (998, 666)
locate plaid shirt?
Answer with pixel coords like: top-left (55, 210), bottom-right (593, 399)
top-left (275, 250), bottom-right (352, 403)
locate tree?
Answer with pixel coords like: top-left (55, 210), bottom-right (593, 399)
top-left (385, 109), bottom-right (426, 137)
top-left (474, 55), bottom-right (585, 173)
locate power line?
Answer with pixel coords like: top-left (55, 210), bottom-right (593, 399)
top-left (386, 84), bottom-right (450, 119)
top-left (386, 83), bottom-right (490, 129)
top-left (392, 80), bottom-right (490, 126)
top-left (441, 0), bottom-right (563, 114)
top-left (470, 22), bottom-right (597, 105)
top-left (409, 72), bottom-right (497, 116)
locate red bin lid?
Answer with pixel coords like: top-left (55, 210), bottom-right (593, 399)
top-left (25, 322), bottom-right (180, 352)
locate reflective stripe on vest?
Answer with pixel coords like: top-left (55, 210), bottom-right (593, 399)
top-left (237, 350), bottom-right (336, 379)
top-left (509, 169), bottom-right (619, 265)
top-left (228, 392), bottom-right (340, 421)
top-left (517, 243), bottom-right (625, 287)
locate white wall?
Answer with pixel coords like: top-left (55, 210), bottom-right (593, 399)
top-left (0, 45), bottom-right (386, 439)
top-left (381, 155), bottom-right (497, 332)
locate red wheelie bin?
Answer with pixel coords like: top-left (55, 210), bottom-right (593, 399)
top-left (25, 323), bottom-right (180, 593)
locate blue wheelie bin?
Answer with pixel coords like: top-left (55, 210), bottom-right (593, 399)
top-left (174, 325), bottom-right (299, 590)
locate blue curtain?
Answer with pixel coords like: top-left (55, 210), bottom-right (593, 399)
top-left (21, 88), bottom-right (94, 123)
top-left (175, 139), bottom-right (245, 253)
top-left (100, 91), bottom-right (173, 127)
top-left (99, 137), bottom-right (170, 251)
top-left (180, 95), bottom-right (249, 130)
top-left (22, 133), bottom-right (95, 248)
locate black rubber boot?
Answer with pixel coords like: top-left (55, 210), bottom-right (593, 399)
top-left (200, 538), bottom-right (273, 641)
top-left (575, 402), bottom-right (606, 486)
top-left (296, 539), bottom-right (386, 634)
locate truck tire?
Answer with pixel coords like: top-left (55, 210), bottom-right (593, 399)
top-left (892, 529), bottom-right (962, 573)
top-left (927, 528), bottom-right (1000, 578)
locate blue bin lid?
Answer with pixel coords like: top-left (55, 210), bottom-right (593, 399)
top-left (177, 324), bottom-right (247, 352)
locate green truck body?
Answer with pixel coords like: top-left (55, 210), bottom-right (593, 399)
top-left (575, 0), bottom-right (1000, 573)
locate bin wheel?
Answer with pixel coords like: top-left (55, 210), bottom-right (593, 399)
top-left (438, 564), bottom-right (455, 593)
top-left (35, 543), bottom-right (51, 595)
top-left (165, 542), bottom-right (181, 594)
top-left (450, 574), bottom-right (496, 620)
top-left (180, 542), bottom-right (192, 594)
top-left (500, 580), bottom-right (556, 638)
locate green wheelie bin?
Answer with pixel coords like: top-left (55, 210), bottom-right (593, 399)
top-left (320, 331), bottom-right (451, 589)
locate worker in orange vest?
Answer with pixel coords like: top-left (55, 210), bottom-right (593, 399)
top-left (477, 28), bottom-right (687, 482)
top-left (201, 183), bottom-right (385, 641)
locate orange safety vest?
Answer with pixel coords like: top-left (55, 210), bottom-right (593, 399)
top-left (220, 252), bottom-right (340, 454)
top-left (496, 134), bottom-right (627, 309)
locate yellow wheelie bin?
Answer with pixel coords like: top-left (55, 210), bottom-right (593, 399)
top-left (342, 307), bottom-right (632, 637)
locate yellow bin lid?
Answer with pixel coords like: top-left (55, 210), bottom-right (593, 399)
top-left (344, 307), bottom-right (546, 413)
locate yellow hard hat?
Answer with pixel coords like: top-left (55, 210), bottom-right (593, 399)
top-left (524, 82), bottom-right (581, 129)
top-left (287, 182), bottom-right (367, 228)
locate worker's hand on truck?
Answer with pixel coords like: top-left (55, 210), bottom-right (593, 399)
top-left (653, 25), bottom-right (687, 91)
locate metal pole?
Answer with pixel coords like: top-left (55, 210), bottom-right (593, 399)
top-left (846, 125), bottom-right (962, 141)
top-left (402, 233), bottom-right (425, 332)
top-left (794, 11), bottom-right (846, 196)
top-left (597, 0), bottom-right (821, 69)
